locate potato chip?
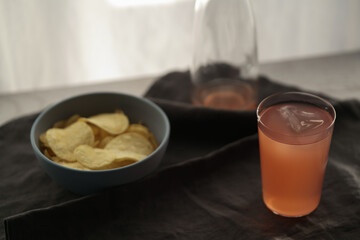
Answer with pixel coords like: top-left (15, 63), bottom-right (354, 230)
top-left (105, 132), bottom-right (154, 156)
top-left (74, 145), bottom-right (114, 169)
top-left (84, 112), bottom-right (129, 135)
top-left (88, 124), bottom-right (111, 148)
top-left (39, 133), bottom-right (49, 146)
top-left (112, 150), bottom-right (147, 161)
top-left (98, 135), bottom-right (114, 149)
top-left (98, 127), bottom-right (113, 140)
top-left (40, 110), bottom-right (158, 171)
top-left (108, 150), bottom-right (146, 169)
top-left (64, 114), bottom-right (81, 127)
top-left (53, 119), bottom-right (66, 129)
top-left (52, 157), bottom-right (90, 170)
top-left (74, 145), bottom-right (146, 170)
top-left (46, 121), bottom-right (95, 162)
top-left (89, 124), bottom-right (100, 136)
top-left (53, 114), bottom-right (81, 128)
top-left (107, 159), bottom-right (138, 169)
top-left (43, 148), bottom-right (54, 159)
top-left (126, 124), bottom-right (151, 137)
top-left (126, 124), bottom-right (159, 149)
top-left (149, 134), bottom-right (159, 149)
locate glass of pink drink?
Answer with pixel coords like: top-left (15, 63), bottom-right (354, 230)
top-left (257, 92), bottom-right (336, 217)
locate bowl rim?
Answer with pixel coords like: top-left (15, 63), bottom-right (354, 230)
top-left (30, 91), bottom-right (170, 173)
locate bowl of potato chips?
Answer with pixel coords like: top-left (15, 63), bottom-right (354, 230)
top-left (30, 92), bottom-right (170, 195)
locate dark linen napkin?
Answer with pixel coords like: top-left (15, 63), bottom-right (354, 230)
top-left (1, 72), bottom-right (360, 239)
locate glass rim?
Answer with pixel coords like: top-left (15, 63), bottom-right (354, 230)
top-left (257, 91), bottom-right (336, 136)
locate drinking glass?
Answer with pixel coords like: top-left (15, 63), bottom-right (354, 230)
top-left (257, 92), bottom-right (336, 217)
top-left (191, 0), bottom-right (258, 110)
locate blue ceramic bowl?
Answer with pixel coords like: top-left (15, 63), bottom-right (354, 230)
top-left (30, 92), bottom-right (170, 195)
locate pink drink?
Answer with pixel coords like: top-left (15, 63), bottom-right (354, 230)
top-left (192, 81), bottom-right (257, 110)
top-left (257, 93), bottom-right (336, 217)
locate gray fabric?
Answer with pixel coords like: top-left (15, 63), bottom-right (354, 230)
top-left (1, 73), bottom-right (359, 239)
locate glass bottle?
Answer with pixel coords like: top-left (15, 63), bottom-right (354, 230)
top-left (191, 0), bottom-right (258, 110)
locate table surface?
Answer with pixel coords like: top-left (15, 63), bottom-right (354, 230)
top-left (1, 51), bottom-right (359, 126)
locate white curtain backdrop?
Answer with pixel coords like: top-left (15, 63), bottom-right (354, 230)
top-left (0, 0), bottom-right (359, 94)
